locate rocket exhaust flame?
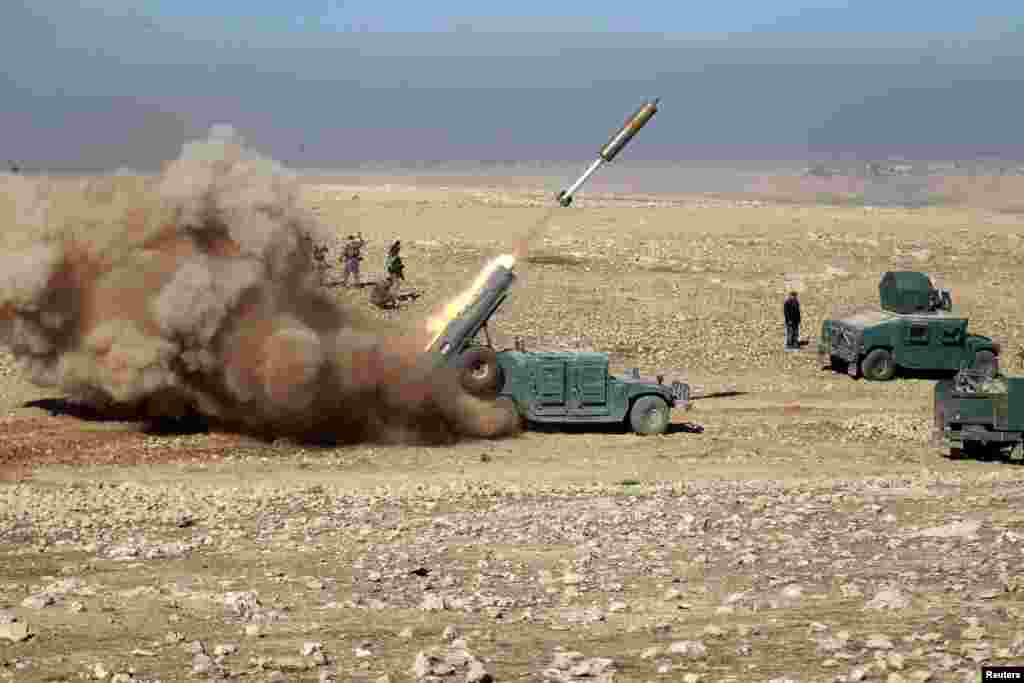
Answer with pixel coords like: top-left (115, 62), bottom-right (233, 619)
top-left (424, 254), bottom-right (517, 352)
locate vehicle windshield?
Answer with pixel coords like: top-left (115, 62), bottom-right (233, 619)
top-left (954, 371), bottom-right (1007, 395)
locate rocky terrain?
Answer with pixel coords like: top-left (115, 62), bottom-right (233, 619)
top-left (2, 181), bottom-right (1024, 682)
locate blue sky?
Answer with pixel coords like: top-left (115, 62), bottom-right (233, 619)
top-left (3, 1), bottom-right (1024, 169)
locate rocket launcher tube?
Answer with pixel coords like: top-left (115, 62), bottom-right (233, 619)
top-left (557, 98), bottom-right (659, 207)
top-left (427, 264), bottom-right (517, 364)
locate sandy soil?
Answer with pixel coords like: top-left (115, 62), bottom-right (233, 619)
top-left (2, 182), bottom-right (1024, 682)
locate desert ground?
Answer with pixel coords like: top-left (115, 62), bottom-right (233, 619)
top-left (3, 174), bottom-right (1024, 683)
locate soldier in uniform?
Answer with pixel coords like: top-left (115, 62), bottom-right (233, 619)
top-left (340, 232), bottom-right (366, 287)
top-left (784, 290), bottom-right (801, 350)
top-left (369, 274), bottom-right (399, 309)
top-left (312, 243), bottom-right (329, 285)
top-left (385, 240), bottom-right (405, 282)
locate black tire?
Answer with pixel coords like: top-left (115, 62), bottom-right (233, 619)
top-left (829, 355), bottom-right (848, 372)
top-left (861, 348), bottom-right (895, 381)
top-left (964, 440), bottom-right (999, 461)
top-left (973, 349), bottom-right (998, 378)
top-left (457, 347), bottom-right (501, 396)
top-left (629, 396), bottom-right (671, 436)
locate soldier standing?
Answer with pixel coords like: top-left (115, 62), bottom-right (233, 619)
top-left (385, 240), bottom-right (405, 281)
top-left (312, 243), bottom-right (329, 285)
top-left (784, 290), bottom-right (801, 350)
top-left (340, 232), bottom-right (366, 287)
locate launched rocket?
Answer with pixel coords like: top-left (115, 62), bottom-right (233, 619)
top-left (556, 98), bottom-right (660, 207)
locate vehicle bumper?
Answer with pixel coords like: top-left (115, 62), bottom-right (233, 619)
top-left (938, 426), bottom-right (1023, 446)
top-left (819, 343), bottom-right (859, 365)
top-left (670, 381), bottom-right (691, 411)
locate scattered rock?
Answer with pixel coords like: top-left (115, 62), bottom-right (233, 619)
top-left (866, 634), bottom-right (895, 650)
top-left (214, 643), bottom-right (239, 656)
top-left (668, 640), bottom-right (708, 659)
top-left (916, 520), bottom-right (981, 540)
top-left (192, 653), bottom-right (213, 674)
top-left (21, 593), bottom-right (55, 609)
top-left (421, 594), bottom-right (447, 611)
top-left (0, 620), bottom-right (30, 642)
top-left (865, 587), bottom-right (911, 610)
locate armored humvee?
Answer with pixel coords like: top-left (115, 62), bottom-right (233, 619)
top-left (933, 368), bottom-right (1024, 460)
top-left (818, 271), bottom-right (1000, 381)
top-left (426, 258), bottom-right (690, 435)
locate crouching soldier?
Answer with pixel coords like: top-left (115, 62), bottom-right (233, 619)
top-left (369, 275), bottom-right (399, 309)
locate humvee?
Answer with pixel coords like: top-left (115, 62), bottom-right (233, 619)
top-left (818, 271), bottom-right (1000, 381)
top-left (933, 368), bottom-right (1024, 461)
top-left (426, 258), bottom-right (690, 435)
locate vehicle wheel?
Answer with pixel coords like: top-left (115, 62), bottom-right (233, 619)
top-left (457, 347), bottom-right (501, 396)
top-left (973, 349), bottom-right (998, 378)
top-left (829, 355), bottom-right (848, 372)
top-left (963, 440), bottom-right (998, 461)
top-left (479, 396), bottom-right (522, 437)
top-left (629, 396), bottom-right (670, 436)
top-left (946, 446), bottom-right (965, 459)
top-left (861, 348), bottom-right (895, 381)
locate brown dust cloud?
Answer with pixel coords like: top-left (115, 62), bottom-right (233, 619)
top-left (0, 126), bottom-right (520, 444)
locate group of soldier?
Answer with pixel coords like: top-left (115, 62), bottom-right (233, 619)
top-left (311, 232), bottom-right (806, 334)
top-left (309, 232), bottom-right (412, 310)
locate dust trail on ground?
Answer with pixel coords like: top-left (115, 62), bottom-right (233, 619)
top-left (0, 126), bottom-right (520, 443)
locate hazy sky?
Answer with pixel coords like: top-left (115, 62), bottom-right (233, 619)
top-left (3, 1), bottom-right (1024, 170)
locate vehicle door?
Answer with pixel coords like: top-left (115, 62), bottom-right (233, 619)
top-left (568, 359), bottom-right (612, 417)
top-left (900, 320), bottom-right (933, 369)
top-left (937, 320), bottom-right (968, 371)
top-left (531, 358), bottom-right (568, 417)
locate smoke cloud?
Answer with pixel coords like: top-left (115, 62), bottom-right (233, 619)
top-left (0, 126), bottom-right (520, 444)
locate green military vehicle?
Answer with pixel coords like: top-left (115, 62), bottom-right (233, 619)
top-left (818, 270), bottom-right (1001, 381)
top-left (426, 257), bottom-right (690, 435)
top-left (933, 368), bottom-right (1024, 460)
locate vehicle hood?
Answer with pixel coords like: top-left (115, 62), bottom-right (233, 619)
top-left (827, 308), bottom-right (894, 330)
